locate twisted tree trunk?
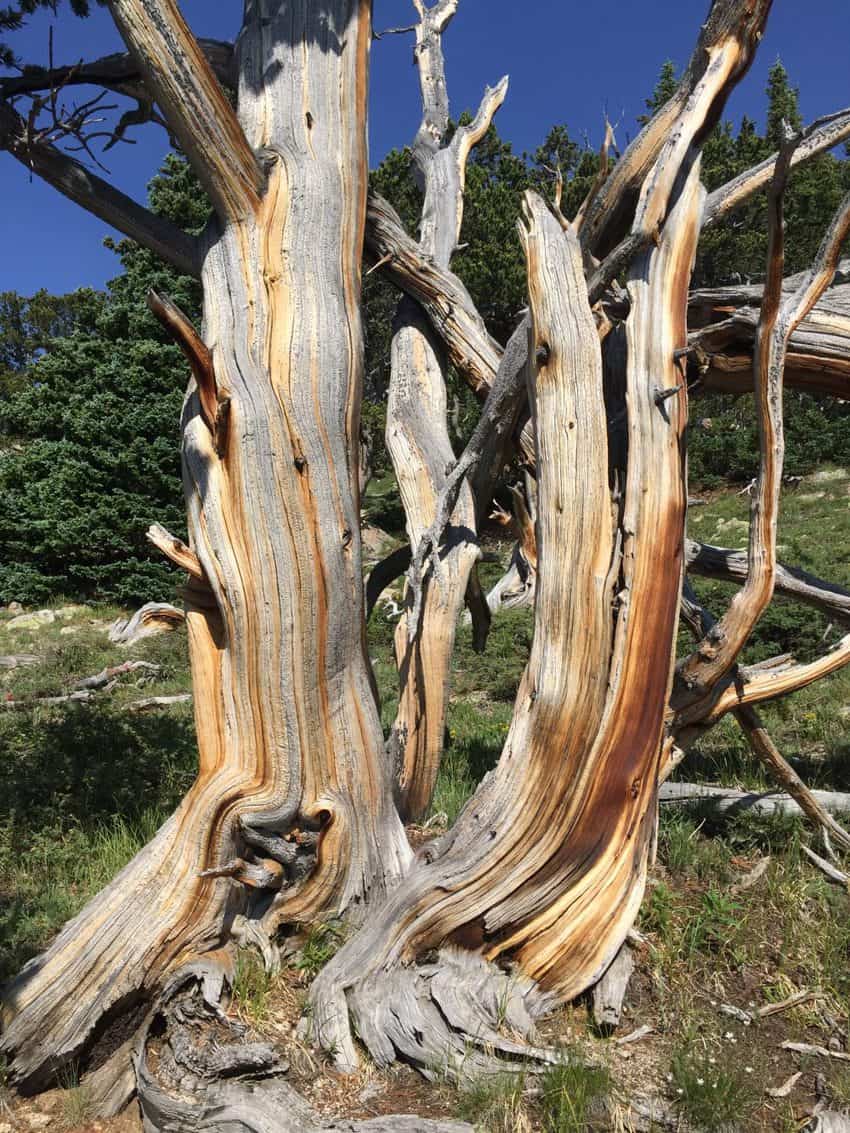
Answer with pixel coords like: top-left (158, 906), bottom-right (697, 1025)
top-left (1, 0), bottom-right (409, 1092)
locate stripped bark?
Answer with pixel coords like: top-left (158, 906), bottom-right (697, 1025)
top-left (311, 165), bottom-right (700, 1071)
top-left (2, 0), bottom-right (409, 1092)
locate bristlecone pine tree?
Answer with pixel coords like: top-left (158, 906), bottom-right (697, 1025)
top-left (2, 2), bottom-right (850, 1128)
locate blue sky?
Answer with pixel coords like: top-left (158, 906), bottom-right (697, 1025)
top-left (2, 1), bottom-right (849, 295)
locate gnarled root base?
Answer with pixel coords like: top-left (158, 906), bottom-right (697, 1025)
top-left (136, 961), bottom-right (474, 1133)
top-left (310, 946), bottom-right (559, 1080)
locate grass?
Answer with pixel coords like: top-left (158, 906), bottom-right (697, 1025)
top-left (231, 949), bottom-right (275, 1027)
top-left (1, 472), bottom-right (850, 1128)
top-left (669, 1043), bottom-right (759, 1132)
top-left (295, 920), bottom-right (346, 980)
top-left (538, 1058), bottom-right (613, 1132)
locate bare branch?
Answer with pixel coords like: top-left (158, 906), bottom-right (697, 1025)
top-left (107, 0), bottom-right (263, 221)
top-left (146, 523), bottom-right (205, 581)
top-left (678, 173), bottom-right (850, 704)
top-left (0, 100), bottom-right (200, 277)
top-left (704, 108), bottom-right (850, 228)
top-left (686, 539), bottom-right (850, 628)
top-left (580, 0), bottom-right (771, 257)
top-left (147, 290), bottom-right (219, 436)
top-left (366, 192), bottom-right (501, 394)
top-left (702, 632), bottom-right (850, 720)
top-left (734, 704), bottom-right (850, 854)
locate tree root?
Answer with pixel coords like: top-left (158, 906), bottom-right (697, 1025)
top-left (309, 946), bottom-right (559, 1080)
top-left (134, 960), bottom-right (476, 1133)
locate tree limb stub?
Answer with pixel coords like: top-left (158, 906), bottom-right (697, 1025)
top-left (147, 290), bottom-right (220, 440)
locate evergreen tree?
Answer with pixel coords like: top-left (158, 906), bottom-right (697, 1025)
top-left (0, 156), bottom-right (206, 605)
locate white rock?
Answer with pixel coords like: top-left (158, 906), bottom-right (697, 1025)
top-left (59, 626), bottom-right (81, 636)
top-left (6, 610), bottom-right (55, 631)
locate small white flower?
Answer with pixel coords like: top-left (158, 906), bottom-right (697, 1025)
top-left (745, 1066), bottom-right (753, 1074)
top-left (708, 1057), bottom-right (716, 1065)
top-left (712, 1082), bottom-right (718, 1089)
top-left (665, 1073), bottom-right (673, 1082)
top-left (710, 999), bottom-right (717, 1007)
top-left (696, 1078), bottom-right (704, 1086)
top-left (724, 1031), bottom-right (734, 1040)
top-left (747, 1001), bottom-right (755, 1008)
top-left (677, 1088), bottom-right (684, 1095)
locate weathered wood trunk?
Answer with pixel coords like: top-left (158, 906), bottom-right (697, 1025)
top-left (1, 0), bottom-right (408, 1090)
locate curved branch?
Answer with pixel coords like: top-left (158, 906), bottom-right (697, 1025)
top-left (704, 108), bottom-right (850, 228)
top-left (685, 539), bottom-right (850, 627)
top-left (677, 155), bottom-right (850, 704)
top-left (0, 100), bottom-right (200, 277)
top-left (703, 633), bottom-right (850, 721)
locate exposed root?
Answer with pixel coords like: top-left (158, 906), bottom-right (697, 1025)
top-left (309, 946), bottom-right (559, 1080)
top-left (135, 961), bottom-right (476, 1132)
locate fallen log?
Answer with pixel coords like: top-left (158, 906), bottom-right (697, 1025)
top-left (659, 781), bottom-right (850, 819)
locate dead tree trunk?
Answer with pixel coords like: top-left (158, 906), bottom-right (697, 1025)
top-left (4, 0), bottom-right (850, 1121)
top-left (1, 0), bottom-right (409, 1091)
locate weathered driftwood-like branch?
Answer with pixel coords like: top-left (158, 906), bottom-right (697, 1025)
top-left (658, 781), bottom-right (850, 819)
top-left (686, 539), bottom-right (850, 627)
top-left (108, 601), bottom-right (186, 646)
top-left (675, 581), bottom-right (850, 851)
top-left (580, 0), bottom-right (771, 257)
top-left (734, 704), bottom-right (850, 853)
top-left (704, 108), bottom-right (850, 228)
top-left (698, 632), bottom-right (850, 721)
top-left (108, 0), bottom-right (264, 222)
top-left (0, 100), bottom-right (200, 277)
top-left (386, 0), bottom-right (508, 821)
top-left (678, 147), bottom-right (850, 707)
top-left (146, 522), bottom-right (205, 580)
top-left (365, 193), bottom-right (501, 395)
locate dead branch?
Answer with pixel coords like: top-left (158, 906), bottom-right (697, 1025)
top-left (677, 144), bottom-right (850, 705)
top-left (0, 99), bottom-right (200, 277)
top-left (146, 523), bottom-right (205, 581)
top-left (108, 601), bottom-right (186, 646)
top-left (704, 108), bottom-right (850, 228)
top-left (108, 0), bottom-right (264, 222)
top-left (146, 291), bottom-right (220, 439)
top-left (685, 539), bottom-right (850, 628)
top-left (127, 693), bottom-right (193, 713)
top-left (658, 781), bottom-right (850, 821)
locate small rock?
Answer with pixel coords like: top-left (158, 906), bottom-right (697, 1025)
top-left (26, 1115), bottom-right (53, 1131)
top-left (59, 626), bottom-right (81, 636)
top-left (7, 601), bottom-right (23, 613)
top-left (6, 610), bottom-right (55, 631)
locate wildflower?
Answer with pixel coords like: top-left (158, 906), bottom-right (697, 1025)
top-left (696, 1078), bottom-right (704, 1086)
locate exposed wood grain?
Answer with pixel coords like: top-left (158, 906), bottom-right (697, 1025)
top-left (1, 0), bottom-right (410, 1090)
